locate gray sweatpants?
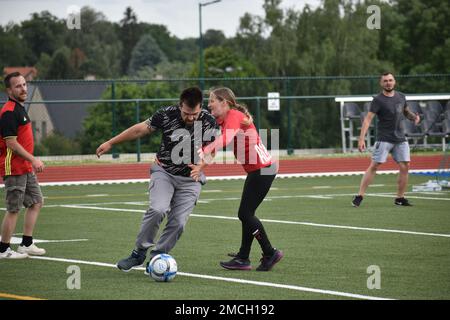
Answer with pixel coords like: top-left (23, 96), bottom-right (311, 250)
top-left (135, 164), bottom-right (203, 256)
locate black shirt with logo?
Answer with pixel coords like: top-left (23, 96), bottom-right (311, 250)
top-left (147, 105), bottom-right (219, 177)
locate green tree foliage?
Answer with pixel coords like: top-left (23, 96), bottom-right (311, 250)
top-left (0, 24), bottom-right (28, 71)
top-left (64, 7), bottom-right (123, 78)
top-left (80, 82), bottom-right (175, 154)
top-left (128, 34), bottom-right (168, 75)
top-left (46, 47), bottom-right (74, 79)
top-left (119, 7), bottom-right (140, 74)
top-left (20, 11), bottom-right (66, 65)
top-left (34, 132), bottom-right (81, 156)
top-left (1, 0), bottom-right (448, 151)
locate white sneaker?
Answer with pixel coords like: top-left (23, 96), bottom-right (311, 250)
top-left (0, 247), bottom-right (28, 259)
top-left (17, 243), bottom-right (46, 256)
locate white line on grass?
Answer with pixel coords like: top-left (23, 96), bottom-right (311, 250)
top-left (60, 205), bottom-right (450, 238)
top-left (368, 194), bottom-right (450, 201)
top-left (28, 255), bottom-right (393, 300)
top-left (0, 169), bottom-right (439, 187)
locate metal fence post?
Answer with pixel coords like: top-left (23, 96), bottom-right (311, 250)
top-left (111, 81), bottom-right (119, 158)
top-left (256, 97), bottom-right (261, 131)
top-left (285, 79), bottom-right (294, 155)
top-left (136, 100), bottom-right (141, 162)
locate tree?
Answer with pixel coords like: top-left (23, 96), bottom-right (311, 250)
top-left (119, 7), bottom-right (140, 74)
top-left (64, 6), bottom-right (122, 78)
top-left (80, 82), bottom-right (176, 154)
top-left (203, 29), bottom-right (227, 48)
top-left (128, 34), bottom-right (167, 75)
top-left (46, 47), bottom-right (74, 79)
top-left (20, 11), bottom-right (66, 64)
top-left (0, 24), bottom-right (28, 70)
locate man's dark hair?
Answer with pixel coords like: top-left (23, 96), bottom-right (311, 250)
top-left (179, 87), bottom-right (203, 109)
top-left (4, 72), bottom-right (23, 88)
top-left (381, 71), bottom-right (394, 78)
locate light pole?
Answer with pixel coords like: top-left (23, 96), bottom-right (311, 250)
top-left (199, 0), bottom-right (221, 92)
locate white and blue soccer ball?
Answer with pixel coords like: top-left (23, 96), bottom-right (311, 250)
top-left (147, 253), bottom-right (177, 282)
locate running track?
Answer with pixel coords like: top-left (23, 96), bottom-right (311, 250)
top-left (36, 155), bottom-right (444, 183)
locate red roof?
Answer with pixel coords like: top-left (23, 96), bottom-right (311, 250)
top-left (3, 67), bottom-right (38, 81)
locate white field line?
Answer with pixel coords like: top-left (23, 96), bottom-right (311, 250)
top-left (2, 190), bottom-right (448, 214)
top-left (60, 204), bottom-right (450, 238)
top-left (368, 194), bottom-right (450, 201)
top-left (28, 255), bottom-right (393, 300)
top-left (0, 169), bottom-right (439, 187)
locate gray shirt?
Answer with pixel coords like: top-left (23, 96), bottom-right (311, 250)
top-left (369, 91), bottom-right (407, 143)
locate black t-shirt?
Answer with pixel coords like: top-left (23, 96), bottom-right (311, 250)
top-left (146, 105), bottom-right (219, 177)
top-left (369, 91), bottom-right (407, 143)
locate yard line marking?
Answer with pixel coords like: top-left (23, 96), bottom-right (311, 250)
top-left (312, 186), bottom-right (332, 189)
top-left (28, 255), bottom-right (393, 300)
top-left (61, 205), bottom-right (142, 213)
top-left (0, 292), bottom-right (45, 300)
top-left (305, 195), bottom-right (333, 199)
top-left (61, 205), bottom-right (450, 238)
top-left (0, 236), bottom-right (89, 244)
top-left (368, 194), bottom-right (450, 201)
top-left (0, 168), bottom-right (435, 186)
top-left (412, 192), bottom-right (447, 196)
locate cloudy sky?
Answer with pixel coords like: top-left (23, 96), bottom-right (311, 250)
top-left (0, 0), bottom-right (321, 38)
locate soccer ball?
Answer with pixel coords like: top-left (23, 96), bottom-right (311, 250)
top-left (147, 253), bottom-right (177, 282)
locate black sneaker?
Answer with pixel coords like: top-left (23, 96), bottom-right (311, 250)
top-left (395, 197), bottom-right (412, 206)
top-left (117, 250), bottom-right (146, 272)
top-left (220, 257), bottom-right (252, 270)
top-left (256, 249), bottom-right (284, 271)
top-left (352, 195), bottom-right (363, 207)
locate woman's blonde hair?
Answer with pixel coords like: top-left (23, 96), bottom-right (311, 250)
top-left (210, 87), bottom-right (252, 119)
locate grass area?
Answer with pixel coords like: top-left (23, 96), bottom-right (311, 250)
top-left (0, 174), bottom-right (449, 300)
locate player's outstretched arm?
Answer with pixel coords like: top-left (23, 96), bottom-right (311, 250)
top-left (96, 121), bottom-right (154, 157)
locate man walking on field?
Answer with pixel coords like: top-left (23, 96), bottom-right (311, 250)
top-left (352, 72), bottom-right (420, 207)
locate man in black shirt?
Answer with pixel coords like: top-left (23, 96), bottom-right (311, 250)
top-left (96, 87), bottom-right (219, 272)
top-left (352, 72), bottom-right (420, 207)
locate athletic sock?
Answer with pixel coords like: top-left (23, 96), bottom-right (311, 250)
top-left (0, 242), bottom-right (10, 253)
top-left (21, 235), bottom-right (33, 247)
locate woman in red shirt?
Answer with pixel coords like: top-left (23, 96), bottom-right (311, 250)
top-left (200, 87), bottom-right (283, 271)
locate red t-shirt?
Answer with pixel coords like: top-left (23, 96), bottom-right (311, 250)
top-left (0, 98), bottom-right (34, 176)
top-left (204, 109), bottom-right (273, 173)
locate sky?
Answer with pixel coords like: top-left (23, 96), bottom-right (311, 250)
top-left (0, 0), bottom-right (321, 38)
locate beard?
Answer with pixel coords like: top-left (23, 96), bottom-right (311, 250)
top-left (14, 92), bottom-right (27, 103)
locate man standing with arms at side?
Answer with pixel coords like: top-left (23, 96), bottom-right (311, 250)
top-left (352, 72), bottom-right (420, 207)
top-left (0, 72), bottom-right (46, 259)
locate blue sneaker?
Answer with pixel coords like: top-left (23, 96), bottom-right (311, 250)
top-left (117, 250), bottom-right (146, 272)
